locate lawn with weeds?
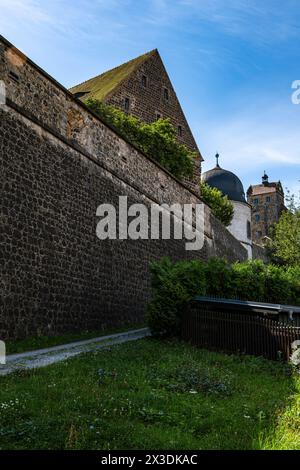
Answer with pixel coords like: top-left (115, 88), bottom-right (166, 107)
top-left (0, 338), bottom-right (299, 450)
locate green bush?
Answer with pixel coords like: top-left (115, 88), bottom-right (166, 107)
top-left (285, 265), bottom-right (300, 305)
top-left (147, 258), bottom-right (206, 336)
top-left (85, 99), bottom-right (196, 180)
top-left (200, 182), bottom-right (234, 227)
top-left (204, 257), bottom-right (235, 298)
top-left (146, 257), bottom-right (300, 336)
top-left (232, 260), bottom-right (266, 301)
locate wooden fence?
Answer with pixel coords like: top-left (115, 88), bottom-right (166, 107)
top-left (182, 306), bottom-right (300, 361)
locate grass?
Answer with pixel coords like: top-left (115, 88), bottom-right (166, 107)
top-left (6, 323), bottom-right (146, 355)
top-left (0, 338), bottom-right (299, 450)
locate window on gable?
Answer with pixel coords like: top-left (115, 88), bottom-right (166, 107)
top-left (163, 87), bottom-right (169, 101)
top-left (178, 125), bottom-right (182, 137)
top-left (124, 97), bottom-right (130, 112)
top-left (141, 75), bottom-right (147, 88)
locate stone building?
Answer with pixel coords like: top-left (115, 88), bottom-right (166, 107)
top-left (202, 155), bottom-right (253, 259)
top-left (70, 49), bottom-right (203, 190)
top-left (247, 173), bottom-right (286, 244)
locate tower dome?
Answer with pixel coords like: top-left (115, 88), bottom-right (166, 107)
top-left (201, 154), bottom-right (246, 203)
top-left (202, 154), bottom-right (252, 259)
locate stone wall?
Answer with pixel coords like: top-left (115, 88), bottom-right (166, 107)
top-left (252, 244), bottom-right (270, 264)
top-left (0, 36), bottom-right (247, 340)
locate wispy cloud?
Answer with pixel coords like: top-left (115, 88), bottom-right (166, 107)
top-left (198, 93), bottom-right (300, 195)
top-left (146, 0), bottom-right (300, 45)
top-left (0, 0), bottom-right (52, 24)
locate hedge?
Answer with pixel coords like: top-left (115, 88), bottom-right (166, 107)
top-left (146, 258), bottom-right (300, 336)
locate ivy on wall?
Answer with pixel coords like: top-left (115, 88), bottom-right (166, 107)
top-left (85, 98), bottom-right (196, 180)
top-left (200, 182), bottom-right (234, 227)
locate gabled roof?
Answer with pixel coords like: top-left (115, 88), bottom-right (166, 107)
top-left (69, 50), bottom-right (156, 101)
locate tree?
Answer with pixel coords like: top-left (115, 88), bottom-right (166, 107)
top-left (285, 186), bottom-right (300, 213)
top-left (271, 210), bottom-right (300, 266)
top-left (199, 182), bottom-right (234, 227)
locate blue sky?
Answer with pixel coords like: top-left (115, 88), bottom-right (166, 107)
top-left (1, 0), bottom-right (300, 197)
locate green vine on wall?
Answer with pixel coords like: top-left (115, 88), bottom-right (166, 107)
top-left (85, 98), bottom-right (196, 180)
top-left (200, 182), bottom-right (234, 227)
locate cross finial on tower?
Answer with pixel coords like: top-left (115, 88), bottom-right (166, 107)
top-left (262, 171), bottom-right (269, 185)
top-left (215, 152), bottom-right (220, 168)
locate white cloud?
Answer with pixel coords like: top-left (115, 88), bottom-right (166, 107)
top-left (147, 0), bottom-right (300, 44)
top-left (198, 96), bottom-right (300, 183)
top-left (0, 0), bottom-right (52, 23)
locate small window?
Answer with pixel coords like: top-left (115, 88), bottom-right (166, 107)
top-left (178, 125), bottom-right (182, 137)
top-left (141, 75), bottom-right (147, 88)
top-left (255, 214), bottom-right (260, 222)
top-left (156, 112), bottom-right (162, 120)
top-left (9, 71), bottom-right (19, 83)
top-left (256, 230), bottom-right (262, 237)
top-left (124, 97), bottom-right (130, 112)
top-left (163, 87), bottom-right (169, 101)
top-left (266, 196), bottom-right (271, 203)
top-left (254, 198), bottom-right (259, 204)
top-left (247, 221), bottom-right (251, 239)
top-left (73, 91), bottom-right (89, 99)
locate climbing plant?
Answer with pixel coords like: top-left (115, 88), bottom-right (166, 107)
top-left (199, 182), bottom-right (234, 227)
top-left (85, 98), bottom-right (196, 180)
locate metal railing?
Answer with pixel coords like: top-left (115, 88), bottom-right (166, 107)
top-left (182, 298), bottom-right (300, 361)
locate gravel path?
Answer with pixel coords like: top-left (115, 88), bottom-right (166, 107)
top-left (0, 328), bottom-right (151, 376)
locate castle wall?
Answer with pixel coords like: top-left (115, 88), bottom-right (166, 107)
top-left (252, 244), bottom-right (270, 264)
top-left (0, 36), bottom-right (247, 340)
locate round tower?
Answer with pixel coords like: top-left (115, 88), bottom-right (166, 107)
top-left (202, 154), bottom-right (253, 259)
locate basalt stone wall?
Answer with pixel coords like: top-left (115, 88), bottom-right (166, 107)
top-left (0, 36), bottom-right (247, 340)
top-left (252, 244), bottom-right (270, 264)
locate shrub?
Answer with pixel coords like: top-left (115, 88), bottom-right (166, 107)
top-left (285, 265), bottom-right (300, 305)
top-left (147, 257), bottom-right (300, 336)
top-left (232, 260), bottom-right (266, 301)
top-left (200, 182), bottom-right (234, 227)
top-left (146, 258), bottom-right (206, 336)
top-left (204, 258), bottom-right (235, 298)
top-left (85, 99), bottom-right (196, 180)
